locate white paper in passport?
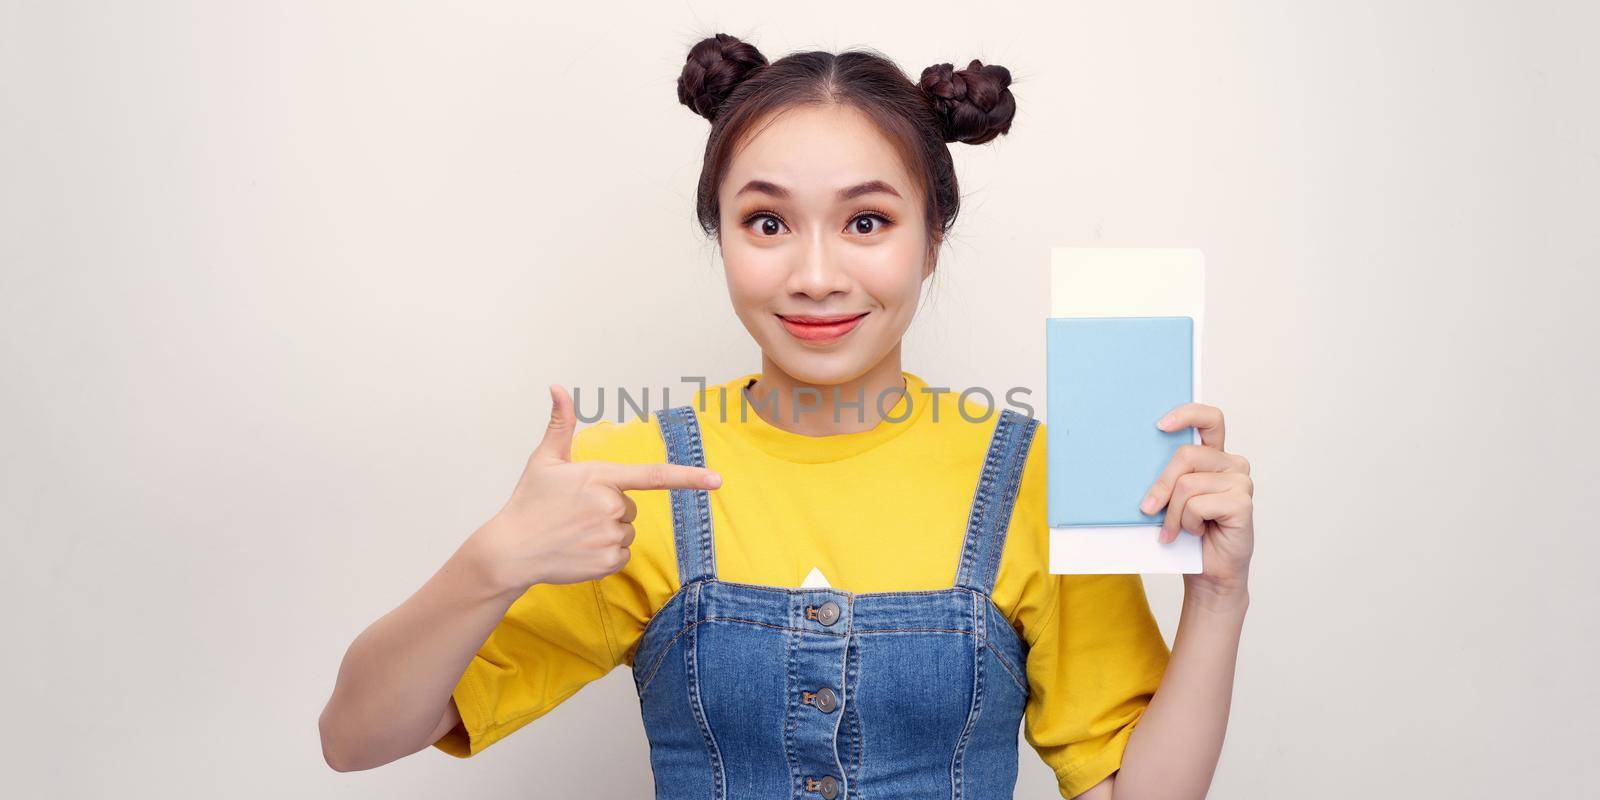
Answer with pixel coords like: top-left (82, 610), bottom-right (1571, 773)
top-left (1048, 247), bottom-right (1206, 575)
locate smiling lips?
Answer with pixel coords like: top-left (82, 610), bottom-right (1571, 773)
top-left (777, 312), bottom-right (869, 342)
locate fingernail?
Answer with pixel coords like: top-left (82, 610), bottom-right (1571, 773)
top-left (1140, 495), bottom-right (1157, 514)
top-left (1157, 415), bottom-right (1175, 429)
top-left (705, 472), bottom-right (722, 488)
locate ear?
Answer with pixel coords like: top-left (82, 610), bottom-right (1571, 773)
top-left (922, 233), bottom-right (941, 279)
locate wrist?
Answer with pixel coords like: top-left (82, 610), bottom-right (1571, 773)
top-left (458, 516), bottom-right (541, 600)
top-left (1182, 573), bottom-right (1251, 617)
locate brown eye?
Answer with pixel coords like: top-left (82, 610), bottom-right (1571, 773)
top-left (745, 213), bottom-right (788, 236)
top-left (849, 213), bottom-right (891, 235)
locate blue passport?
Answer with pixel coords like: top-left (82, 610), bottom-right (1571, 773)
top-left (1046, 316), bottom-right (1194, 527)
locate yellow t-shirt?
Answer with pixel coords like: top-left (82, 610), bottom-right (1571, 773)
top-left (436, 371), bottom-right (1171, 798)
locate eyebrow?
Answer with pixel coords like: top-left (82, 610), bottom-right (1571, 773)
top-left (733, 179), bottom-right (903, 202)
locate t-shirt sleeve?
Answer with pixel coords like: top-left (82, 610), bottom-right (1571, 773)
top-left (432, 575), bottom-right (623, 757)
top-left (433, 421), bottom-right (640, 758)
top-left (1023, 573), bottom-right (1172, 798)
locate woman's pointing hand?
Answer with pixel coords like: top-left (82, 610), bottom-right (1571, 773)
top-left (466, 384), bottom-right (722, 594)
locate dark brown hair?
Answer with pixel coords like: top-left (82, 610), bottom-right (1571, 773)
top-left (676, 33), bottom-right (1017, 263)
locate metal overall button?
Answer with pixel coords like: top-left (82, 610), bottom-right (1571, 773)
top-left (805, 775), bottom-right (839, 799)
top-left (805, 601), bottom-right (841, 626)
top-left (801, 687), bottom-right (838, 713)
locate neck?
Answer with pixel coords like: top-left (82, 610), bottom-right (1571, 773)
top-left (745, 346), bottom-right (908, 436)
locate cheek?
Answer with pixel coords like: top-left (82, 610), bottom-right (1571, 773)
top-left (856, 239), bottom-right (928, 307)
top-left (722, 247), bottom-right (786, 307)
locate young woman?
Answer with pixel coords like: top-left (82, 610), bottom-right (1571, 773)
top-left (318, 34), bottom-right (1255, 800)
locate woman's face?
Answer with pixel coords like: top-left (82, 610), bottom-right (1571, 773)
top-left (717, 103), bottom-right (934, 386)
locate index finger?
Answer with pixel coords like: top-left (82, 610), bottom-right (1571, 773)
top-left (592, 461), bottom-right (723, 491)
top-left (1157, 402), bottom-right (1226, 451)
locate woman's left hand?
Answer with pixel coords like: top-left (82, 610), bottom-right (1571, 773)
top-left (1140, 402), bottom-right (1255, 601)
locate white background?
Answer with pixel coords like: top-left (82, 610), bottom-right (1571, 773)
top-left (3, 1), bottom-right (1597, 797)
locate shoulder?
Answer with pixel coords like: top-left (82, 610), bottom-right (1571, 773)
top-left (912, 386), bottom-right (1039, 454)
top-left (993, 411), bottom-right (1053, 642)
top-left (910, 387), bottom-right (1052, 632)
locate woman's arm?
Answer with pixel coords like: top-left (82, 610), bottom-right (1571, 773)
top-left (317, 535), bottom-right (523, 771)
top-left (1077, 402), bottom-right (1255, 800)
top-left (1078, 583), bottom-right (1247, 799)
top-left (317, 385), bottom-right (721, 771)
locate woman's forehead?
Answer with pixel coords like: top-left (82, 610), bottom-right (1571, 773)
top-left (723, 104), bottom-right (915, 201)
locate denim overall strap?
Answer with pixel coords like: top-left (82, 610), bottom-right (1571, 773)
top-left (954, 408), bottom-right (1040, 595)
top-left (655, 405), bottom-right (717, 585)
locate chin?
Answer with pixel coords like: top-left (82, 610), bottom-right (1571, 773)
top-left (764, 340), bottom-right (888, 388)
top-left (742, 310), bottom-right (899, 386)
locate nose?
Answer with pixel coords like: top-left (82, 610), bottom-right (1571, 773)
top-left (784, 233), bottom-right (852, 301)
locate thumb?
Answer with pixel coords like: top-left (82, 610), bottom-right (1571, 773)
top-left (532, 383), bottom-right (577, 463)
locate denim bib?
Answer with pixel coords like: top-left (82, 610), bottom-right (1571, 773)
top-left (633, 404), bottom-right (1039, 799)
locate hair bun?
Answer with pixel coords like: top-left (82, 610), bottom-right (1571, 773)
top-left (677, 33), bottom-right (769, 122)
top-left (918, 59), bottom-right (1016, 144)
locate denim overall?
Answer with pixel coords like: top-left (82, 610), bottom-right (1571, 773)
top-left (631, 403), bottom-right (1040, 799)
